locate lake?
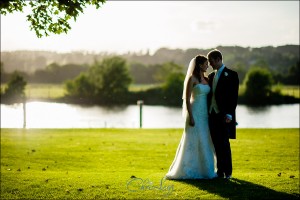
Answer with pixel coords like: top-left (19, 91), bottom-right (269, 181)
top-left (1, 102), bottom-right (299, 129)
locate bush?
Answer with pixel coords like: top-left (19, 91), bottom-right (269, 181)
top-left (65, 56), bottom-right (132, 104)
top-left (243, 67), bottom-right (273, 105)
top-left (163, 72), bottom-right (185, 106)
top-left (65, 73), bottom-right (95, 98)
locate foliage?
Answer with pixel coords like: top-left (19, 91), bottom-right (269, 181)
top-left (31, 63), bottom-right (89, 83)
top-left (65, 56), bottom-right (132, 104)
top-left (128, 62), bottom-right (161, 84)
top-left (130, 87), bottom-right (165, 106)
top-left (1, 45), bottom-right (299, 85)
top-left (1, 128), bottom-right (299, 199)
top-left (0, 62), bottom-right (8, 83)
top-left (163, 72), bottom-right (185, 106)
top-left (65, 73), bottom-right (95, 98)
top-left (154, 62), bottom-right (184, 82)
top-left (243, 67), bottom-right (274, 105)
top-left (274, 61), bottom-right (300, 85)
top-left (1, 72), bottom-right (27, 102)
top-left (89, 56), bottom-right (132, 103)
top-left (0, 0), bottom-right (106, 38)
top-left (232, 61), bottom-right (247, 84)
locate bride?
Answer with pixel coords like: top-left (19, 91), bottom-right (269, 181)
top-left (165, 55), bottom-right (217, 179)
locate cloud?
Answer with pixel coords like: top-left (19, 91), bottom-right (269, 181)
top-left (190, 20), bottom-right (217, 33)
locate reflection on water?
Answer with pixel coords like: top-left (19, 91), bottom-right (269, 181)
top-left (237, 104), bottom-right (299, 128)
top-left (243, 105), bottom-right (271, 113)
top-left (1, 102), bottom-right (299, 128)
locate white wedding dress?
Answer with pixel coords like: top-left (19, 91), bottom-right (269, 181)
top-left (166, 84), bottom-right (217, 179)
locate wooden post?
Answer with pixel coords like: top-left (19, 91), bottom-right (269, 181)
top-left (137, 100), bottom-right (144, 128)
top-left (23, 95), bottom-right (26, 129)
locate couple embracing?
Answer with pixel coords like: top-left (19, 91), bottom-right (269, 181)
top-left (166, 49), bottom-right (239, 180)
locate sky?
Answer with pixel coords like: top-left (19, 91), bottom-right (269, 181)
top-left (1, 1), bottom-right (299, 54)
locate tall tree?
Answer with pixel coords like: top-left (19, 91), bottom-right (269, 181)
top-left (2, 72), bottom-right (27, 102)
top-left (65, 56), bottom-right (132, 104)
top-left (0, 0), bottom-right (106, 38)
top-left (89, 57), bottom-right (132, 103)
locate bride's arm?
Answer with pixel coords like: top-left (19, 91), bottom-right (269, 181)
top-left (186, 76), bottom-right (195, 126)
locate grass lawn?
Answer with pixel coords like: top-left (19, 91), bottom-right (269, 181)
top-left (280, 85), bottom-right (300, 99)
top-left (1, 84), bottom-right (66, 100)
top-left (25, 84), bottom-right (66, 99)
top-left (0, 128), bottom-right (299, 199)
top-left (238, 85), bottom-right (299, 99)
top-left (129, 84), bottom-right (162, 92)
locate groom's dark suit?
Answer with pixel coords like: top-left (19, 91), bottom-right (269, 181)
top-left (208, 66), bottom-right (239, 177)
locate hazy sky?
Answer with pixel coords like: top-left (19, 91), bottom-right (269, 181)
top-left (1, 1), bottom-right (299, 54)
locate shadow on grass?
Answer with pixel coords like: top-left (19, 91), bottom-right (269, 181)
top-left (172, 178), bottom-right (299, 200)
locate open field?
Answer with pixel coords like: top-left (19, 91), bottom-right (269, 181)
top-left (25, 84), bottom-right (66, 99)
top-left (238, 85), bottom-right (299, 98)
top-left (280, 85), bottom-right (300, 98)
top-left (129, 83), bottom-right (162, 92)
top-left (1, 128), bottom-right (299, 199)
top-left (1, 84), bottom-right (66, 99)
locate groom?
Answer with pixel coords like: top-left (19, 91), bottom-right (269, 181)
top-left (207, 49), bottom-right (239, 180)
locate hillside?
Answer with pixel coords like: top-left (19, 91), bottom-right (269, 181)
top-left (1, 45), bottom-right (299, 74)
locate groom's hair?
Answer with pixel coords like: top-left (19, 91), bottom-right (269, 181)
top-left (207, 49), bottom-right (223, 61)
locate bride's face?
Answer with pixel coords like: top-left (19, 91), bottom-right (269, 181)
top-left (200, 61), bottom-right (209, 72)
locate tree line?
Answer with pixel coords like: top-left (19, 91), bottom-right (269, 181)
top-left (1, 58), bottom-right (185, 85)
top-left (1, 45), bottom-right (299, 85)
top-left (1, 56), bottom-right (299, 106)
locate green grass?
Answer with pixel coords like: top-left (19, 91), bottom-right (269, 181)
top-left (1, 128), bottom-right (299, 199)
top-left (238, 85), bottom-right (299, 98)
top-left (25, 84), bottom-right (66, 99)
top-left (129, 84), bottom-right (162, 92)
top-left (280, 85), bottom-right (299, 99)
top-left (1, 84), bottom-right (66, 99)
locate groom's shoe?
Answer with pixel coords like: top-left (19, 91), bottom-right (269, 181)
top-left (225, 175), bottom-right (232, 180)
top-left (218, 175), bottom-right (224, 178)
top-left (217, 172), bottom-right (224, 178)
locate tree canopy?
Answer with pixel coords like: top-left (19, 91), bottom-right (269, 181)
top-left (2, 72), bottom-right (27, 102)
top-left (243, 67), bottom-right (274, 105)
top-left (65, 56), bottom-right (132, 104)
top-left (0, 0), bottom-right (106, 38)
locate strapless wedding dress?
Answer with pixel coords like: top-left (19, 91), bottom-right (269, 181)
top-left (166, 84), bottom-right (217, 179)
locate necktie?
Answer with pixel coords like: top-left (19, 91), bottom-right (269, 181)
top-left (213, 70), bottom-right (219, 92)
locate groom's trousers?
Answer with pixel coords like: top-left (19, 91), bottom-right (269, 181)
top-left (209, 110), bottom-right (232, 177)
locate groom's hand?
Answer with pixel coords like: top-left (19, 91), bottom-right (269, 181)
top-left (225, 116), bottom-right (232, 123)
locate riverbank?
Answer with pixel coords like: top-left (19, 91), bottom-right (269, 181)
top-left (1, 83), bottom-right (299, 106)
top-left (1, 128), bottom-right (299, 199)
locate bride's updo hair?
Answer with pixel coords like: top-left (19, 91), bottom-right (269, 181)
top-left (193, 54), bottom-right (207, 80)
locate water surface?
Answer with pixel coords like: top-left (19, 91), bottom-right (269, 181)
top-left (1, 102), bottom-right (299, 128)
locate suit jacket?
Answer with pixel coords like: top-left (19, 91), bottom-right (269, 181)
top-left (208, 67), bottom-right (239, 139)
